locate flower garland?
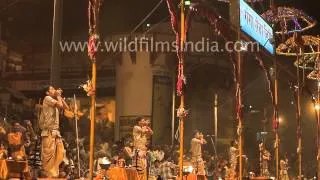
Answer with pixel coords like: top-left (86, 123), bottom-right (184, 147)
top-left (165, 0), bottom-right (186, 96)
top-left (177, 106), bottom-right (188, 118)
top-left (80, 80), bottom-right (96, 96)
top-left (85, 0), bottom-right (103, 96)
top-left (88, 33), bottom-right (100, 61)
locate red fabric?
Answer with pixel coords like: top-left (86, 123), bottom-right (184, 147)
top-left (165, 0), bottom-right (180, 51)
top-left (166, 0), bottom-right (186, 96)
top-left (177, 75), bottom-right (183, 96)
top-left (255, 55), bottom-right (277, 130)
top-left (88, 34), bottom-right (99, 60)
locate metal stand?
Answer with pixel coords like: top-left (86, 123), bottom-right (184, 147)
top-left (73, 94), bottom-right (81, 178)
top-left (208, 135), bottom-right (217, 158)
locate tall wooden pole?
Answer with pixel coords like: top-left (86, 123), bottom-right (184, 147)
top-left (88, 0), bottom-right (102, 178)
top-left (178, 0), bottom-right (185, 179)
top-left (89, 62), bottom-right (96, 179)
top-left (214, 93), bottom-right (218, 144)
top-left (296, 52), bottom-right (302, 180)
top-left (269, 0), bottom-right (280, 178)
top-left (236, 3), bottom-right (243, 178)
top-left (179, 99), bottom-right (184, 180)
top-left (274, 56), bottom-right (280, 180)
top-left (172, 75), bottom-right (176, 146)
top-left (317, 77), bottom-right (320, 180)
top-left (315, 39), bottom-right (320, 180)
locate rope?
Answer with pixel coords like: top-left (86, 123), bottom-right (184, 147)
top-left (130, 0), bottom-right (164, 34)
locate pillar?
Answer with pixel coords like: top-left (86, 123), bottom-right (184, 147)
top-left (115, 51), bottom-right (153, 140)
top-left (115, 50), bottom-right (173, 145)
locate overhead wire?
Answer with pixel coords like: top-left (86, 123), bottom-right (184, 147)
top-left (100, 0), bottom-right (166, 66)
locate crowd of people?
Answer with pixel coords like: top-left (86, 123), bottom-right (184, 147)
top-left (0, 85), bottom-right (292, 179)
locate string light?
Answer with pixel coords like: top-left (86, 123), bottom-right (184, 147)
top-left (261, 7), bottom-right (316, 35)
top-left (276, 35), bottom-right (320, 56)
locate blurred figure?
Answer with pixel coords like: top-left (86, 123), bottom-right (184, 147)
top-left (160, 156), bottom-right (178, 180)
top-left (7, 122), bottom-right (31, 179)
top-left (149, 160), bottom-right (161, 180)
top-left (132, 117), bottom-right (153, 179)
top-left (190, 130), bottom-right (207, 175)
top-left (259, 142), bottom-right (270, 177)
top-left (7, 122), bottom-right (28, 160)
top-left (280, 154), bottom-right (289, 180)
top-left (39, 86), bottom-right (67, 178)
top-left (229, 140), bottom-right (238, 178)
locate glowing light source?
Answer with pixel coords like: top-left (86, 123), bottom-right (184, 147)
top-left (183, 165), bottom-right (193, 173)
top-left (315, 104), bottom-right (320, 110)
top-left (278, 117), bottom-right (283, 124)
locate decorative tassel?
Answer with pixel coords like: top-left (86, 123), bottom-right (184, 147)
top-left (79, 80), bottom-right (96, 96)
top-left (88, 33), bottom-right (100, 61)
top-left (177, 107), bottom-right (188, 118)
top-left (88, 0), bottom-right (103, 61)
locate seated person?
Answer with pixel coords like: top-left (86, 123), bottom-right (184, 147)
top-left (7, 122), bottom-right (28, 160)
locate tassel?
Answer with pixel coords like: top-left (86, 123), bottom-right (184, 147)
top-left (88, 34), bottom-right (100, 61)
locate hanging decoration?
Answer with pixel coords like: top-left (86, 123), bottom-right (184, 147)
top-left (307, 50), bottom-right (320, 80)
top-left (177, 106), bottom-right (188, 118)
top-left (276, 35), bottom-right (320, 56)
top-left (294, 54), bottom-right (318, 70)
top-left (254, 55), bottom-right (274, 105)
top-left (79, 80), bottom-right (96, 96)
top-left (88, 0), bottom-right (103, 61)
top-left (307, 69), bottom-right (320, 81)
top-left (88, 34), bottom-right (100, 61)
top-left (254, 55), bottom-right (277, 129)
top-left (165, 0), bottom-right (187, 96)
top-left (261, 7), bottom-right (316, 35)
top-left (86, 0), bottom-right (103, 97)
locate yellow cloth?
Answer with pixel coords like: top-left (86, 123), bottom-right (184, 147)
top-left (0, 160), bottom-right (8, 179)
top-left (8, 132), bottom-right (23, 145)
top-left (8, 132), bottom-right (26, 160)
top-left (41, 133), bottom-right (64, 178)
top-left (106, 167), bottom-right (127, 180)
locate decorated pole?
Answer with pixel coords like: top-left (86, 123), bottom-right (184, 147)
top-left (317, 70), bottom-right (320, 180)
top-left (178, 0), bottom-right (185, 178)
top-left (268, 1), bottom-right (280, 179)
top-left (236, 3), bottom-right (243, 178)
top-left (315, 40), bottom-right (320, 180)
top-left (273, 55), bottom-right (280, 180)
top-left (296, 50), bottom-right (302, 180)
top-left (317, 42), bottom-right (320, 180)
top-left (87, 0), bottom-right (102, 179)
top-left (165, 0), bottom-right (187, 178)
top-left (309, 41), bottom-right (320, 180)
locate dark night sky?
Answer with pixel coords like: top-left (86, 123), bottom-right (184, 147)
top-left (1, 0), bottom-right (319, 53)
